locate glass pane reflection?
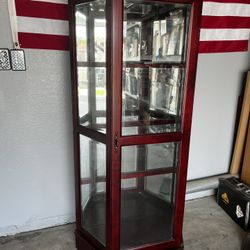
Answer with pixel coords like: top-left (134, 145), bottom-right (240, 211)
top-left (122, 67), bottom-right (184, 135)
top-left (120, 174), bottom-right (176, 249)
top-left (123, 2), bottom-right (190, 62)
top-left (75, 0), bottom-right (107, 134)
top-left (122, 142), bottom-right (180, 173)
top-left (80, 135), bottom-right (106, 245)
top-left (122, 1), bottom-right (191, 136)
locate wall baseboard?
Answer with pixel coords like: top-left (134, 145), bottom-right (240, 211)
top-left (0, 174), bottom-right (237, 237)
top-left (0, 213), bottom-right (75, 237)
top-left (185, 173), bottom-right (238, 201)
top-left (186, 189), bottom-right (216, 200)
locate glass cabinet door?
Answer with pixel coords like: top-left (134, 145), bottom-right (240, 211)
top-left (122, 1), bottom-right (191, 136)
top-left (120, 0), bottom-right (191, 249)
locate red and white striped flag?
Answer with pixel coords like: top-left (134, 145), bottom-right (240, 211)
top-left (15, 0), bottom-right (69, 50)
top-left (199, 0), bottom-right (250, 53)
top-left (15, 0), bottom-right (250, 53)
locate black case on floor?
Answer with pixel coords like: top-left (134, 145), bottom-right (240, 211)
top-left (217, 177), bottom-right (250, 230)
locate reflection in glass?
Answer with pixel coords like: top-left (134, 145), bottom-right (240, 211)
top-left (120, 174), bottom-right (176, 249)
top-left (78, 67), bottom-right (106, 130)
top-left (95, 19), bottom-right (106, 62)
top-left (122, 1), bottom-right (190, 136)
top-left (122, 142), bottom-right (180, 173)
top-left (153, 9), bottom-right (186, 62)
top-left (121, 178), bottom-right (137, 189)
top-left (150, 67), bottom-right (183, 115)
top-left (123, 22), bottom-right (141, 61)
top-left (123, 2), bottom-right (190, 62)
top-left (75, 10), bottom-right (87, 62)
top-left (122, 66), bottom-right (184, 135)
top-left (80, 135), bottom-right (106, 245)
top-left (75, 1), bottom-right (106, 133)
top-left (121, 141), bottom-right (178, 248)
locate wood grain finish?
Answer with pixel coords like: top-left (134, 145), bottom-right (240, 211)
top-left (230, 72), bottom-right (250, 175)
top-left (240, 119), bottom-right (250, 186)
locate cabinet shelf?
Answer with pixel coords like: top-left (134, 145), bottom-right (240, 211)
top-left (82, 191), bottom-right (174, 249)
top-left (77, 61), bottom-right (185, 68)
top-left (81, 167), bottom-right (176, 185)
top-left (124, 62), bottom-right (185, 68)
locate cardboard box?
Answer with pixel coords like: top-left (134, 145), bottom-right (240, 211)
top-left (217, 177), bottom-right (250, 230)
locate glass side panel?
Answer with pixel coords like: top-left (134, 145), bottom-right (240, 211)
top-left (75, 1), bottom-right (106, 134)
top-left (122, 142), bottom-right (180, 173)
top-left (78, 66), bottom-right (106, 131)
top-left (120, 174), bottom-right (176, 249)
top-left (80, 135), bottom-right (106, 245)
top-left (122, 0), bottom-right (191, 136)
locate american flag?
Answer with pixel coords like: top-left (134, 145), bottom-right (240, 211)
top-left (15, 0), bottom-right (250, 53)
top-left (15, 0), bottom-right (69, 50)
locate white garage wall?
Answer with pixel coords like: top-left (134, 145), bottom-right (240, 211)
top-left (0, 1), bottom-right (75, 236)
top-left (188, 52), bottom-right (250, 180)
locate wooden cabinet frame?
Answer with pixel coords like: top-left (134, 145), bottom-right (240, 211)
top-left (68, 0), bottom-right (202, 249)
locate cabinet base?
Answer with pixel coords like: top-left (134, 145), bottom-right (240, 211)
top-left (75, 230), bottom-right (96, 250)
top-left (75, 230), bottom-right (184, 250)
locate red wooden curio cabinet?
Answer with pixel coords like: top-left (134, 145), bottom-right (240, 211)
top-left (68, 0), bottom-right (202, 249)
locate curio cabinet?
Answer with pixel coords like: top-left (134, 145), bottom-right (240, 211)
top-left (68, 0), bottom-right (202, 249)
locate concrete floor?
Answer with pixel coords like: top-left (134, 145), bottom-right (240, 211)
top-left (0, 196), bottom-right (247, 250)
